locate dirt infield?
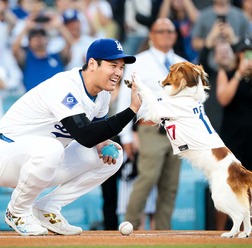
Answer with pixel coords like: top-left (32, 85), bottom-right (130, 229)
top-left (1, 230), bottom-right (252, 246)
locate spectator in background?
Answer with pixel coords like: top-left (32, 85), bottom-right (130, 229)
top-left (241, 0), bottom-right (252, 33)
top-left (158, 0), bottom-right (199, 63)
top-left (233, 0), bottom-right (243, 8)
top-left (0, 67), bottom-right (7, 90)
top-left (217, 37), bottom-right (252, 179)
top-left (134, 0), bottom-right (163, 28)
top-left (0, 0), bottom-right (16, 48)
top-left (192, 0), bottom-right (212, 9)
top-left (192, 0), bottom-right (249, 55)
top-left (107, 0), bottom-right (126, 42)
top-left (122, 0), bottom-right (150, 54)
top-left (11, 0), bottom-right (48, 44)
top-left (0, 0), bottom-right (23, 117)
top-left (0, 66), bottom-right (8, 117)
top-left (62, 9), bottom-right (95, 70)
top-left (63, 0), bottom-right (93, 37)
top-left (215, 37), bottom-right (252, 230)
top-left (11, 0), bottom-right (30, 20)
top-left (12, 14), bottom-right (73, 91)
top-left (0, 48), bottom-right (23, 119)
top-left (53, 0), bottom-right (72, 14)
top-left (80, 0), bottom-right (119, 39)
top-left (0, 0), bottom-right (22, 91)
top-left (193, 0), bottom-right (250, 132)
top-left (198, 40), bottom-right (227, 133)
top-left (117, 18), bottom-right (183, 230)
top-left (0, 48), bottom-right (23, 92)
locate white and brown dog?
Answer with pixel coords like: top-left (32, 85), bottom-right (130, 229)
top-left (125, 61), bottom-right (252, 238)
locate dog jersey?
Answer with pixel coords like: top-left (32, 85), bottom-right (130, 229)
top-left (0, 67), bottom-right (110, 147)
top-left (161, 96), bottom-right (225, 155)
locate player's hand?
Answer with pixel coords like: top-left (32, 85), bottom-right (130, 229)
top-left (97, 140), bottom-right (122, 165)
top-left (129, 73), bottom-right (142, 113)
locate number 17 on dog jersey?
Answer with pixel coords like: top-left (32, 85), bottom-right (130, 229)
top-left (163, 101), bottom-right (224, 155)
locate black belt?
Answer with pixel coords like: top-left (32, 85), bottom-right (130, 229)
top-left (0, 134), bottom-right (14, 143)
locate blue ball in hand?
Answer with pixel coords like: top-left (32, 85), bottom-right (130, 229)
top-left (101, 144), bottom-right (119, 159)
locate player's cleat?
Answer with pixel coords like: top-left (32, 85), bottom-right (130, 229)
top-left (33, 208), bottom-right (82, 235)
top-left (5, 208), bottom-right (48, 236)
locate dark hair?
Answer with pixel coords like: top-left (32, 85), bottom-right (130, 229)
top-left (82, 59), bottom-right (103, 71)
top-left (28, 28), bottom-right (46, 40)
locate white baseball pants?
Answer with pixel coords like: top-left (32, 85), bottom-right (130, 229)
top-left (0, 136), bottom-right (123, 216)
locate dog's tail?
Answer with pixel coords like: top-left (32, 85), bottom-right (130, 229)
top-left (132, 73), bottom-right (169, 124)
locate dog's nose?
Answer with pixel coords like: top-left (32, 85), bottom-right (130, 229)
top-left (158, 80), bottom-right (165, 87)
top-left (159, 80), bottom-right (171, 87)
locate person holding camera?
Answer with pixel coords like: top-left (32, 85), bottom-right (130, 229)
top-left (12, 13), bottom-right (73, 91)
top-left (191, 0), bottom-right (249, 53)
top-left (216, 37), bottom-right (252, 172)
top-left (212, 37), bottom-right (252, 231)
top-left (193, 0), bottom-right (250, 135)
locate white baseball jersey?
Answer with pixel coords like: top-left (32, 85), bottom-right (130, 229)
top-left (0, 67), bottom-right (111, 147)
top-left (160, 95), bottom-right (225, 155)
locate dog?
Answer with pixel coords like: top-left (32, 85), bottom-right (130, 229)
top-left (125, 61), bottom-right (252, 238)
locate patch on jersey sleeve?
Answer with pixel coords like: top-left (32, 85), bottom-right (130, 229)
top-left (61, 93), bottom-right (78, 109)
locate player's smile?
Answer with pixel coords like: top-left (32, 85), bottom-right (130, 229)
top-left (109, 77), bottom-right (119, 86)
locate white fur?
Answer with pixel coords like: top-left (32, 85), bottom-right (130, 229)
top-left (133, 73), bottom-right (170, 123)
top-left (133, 73), bottom-right (252, 238)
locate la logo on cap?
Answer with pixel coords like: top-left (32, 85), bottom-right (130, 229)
top-left (115, 40), bottom-right (123, 51)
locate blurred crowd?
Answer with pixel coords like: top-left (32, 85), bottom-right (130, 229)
top-left (1, 0), bottom-right (252, 231)
top-left (0, 0), bottom-right (251, 113)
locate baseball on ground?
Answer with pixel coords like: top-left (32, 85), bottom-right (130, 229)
top-left (118, 221), bottom-right (133, 236)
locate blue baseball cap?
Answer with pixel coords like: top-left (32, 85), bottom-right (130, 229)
top-left (86, 38), bottom-right (136, 64)
top-left (62, 9), bottom-right (79, 24)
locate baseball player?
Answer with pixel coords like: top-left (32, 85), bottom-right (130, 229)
top-left (0, 38), bottom-right (141, 236)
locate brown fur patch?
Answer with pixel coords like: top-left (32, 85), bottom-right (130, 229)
top-left (227, 162), bottom-right (252, 194)
top-left (212, 147), bottom-right (229, 160)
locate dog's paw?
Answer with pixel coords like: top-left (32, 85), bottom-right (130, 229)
top-left (124, 79), bottom-right (132, 88)
top-left (238, 231), bottom-right (250, 238)
top-left (220, 232), bottom-right (234, 238)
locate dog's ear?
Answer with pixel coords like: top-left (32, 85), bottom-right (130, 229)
top-left (199, 65), bottom-right (210, 89)
top-left (179, 62), bottom-right (200, 88)
top-left (194, 64), bottom-right (210, 89)
top-left (172, 70), bottom-right (187, 93)
top-left (161, 62), bottom-right (210, 94)
top-left (174, 62), bottom-right (210, 89)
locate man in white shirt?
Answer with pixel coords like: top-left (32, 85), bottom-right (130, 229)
top-left (117, 18), bottom-right (185, 230)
